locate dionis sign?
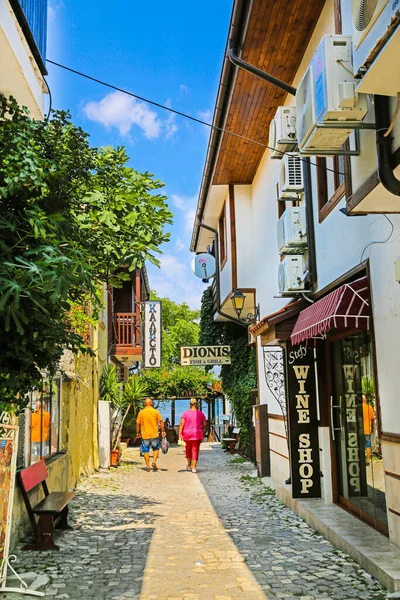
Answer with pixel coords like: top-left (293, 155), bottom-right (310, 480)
top-left (180, 345), bottom-right (231, 366)
top-left (286, 343), bottom-right (321, 499)
top-left (144, 301), bottom-right (162, 368)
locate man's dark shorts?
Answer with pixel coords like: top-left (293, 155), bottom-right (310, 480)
top-left (141, 438), bottom-right (160, 453)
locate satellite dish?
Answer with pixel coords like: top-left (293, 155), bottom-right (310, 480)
top-left (191, 253), bottom-right (216, 279)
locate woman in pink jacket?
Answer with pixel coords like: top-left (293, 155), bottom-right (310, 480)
top-left (179, 398), bottom-right (207, 473)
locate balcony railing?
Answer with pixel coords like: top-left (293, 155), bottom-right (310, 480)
top-left (113, 313), bottom-right (141, 349)
top-left (16, 0), bottom-right (47, 65)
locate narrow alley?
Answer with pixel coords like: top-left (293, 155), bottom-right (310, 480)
top-left (5, 445), bottom-right (390, 600)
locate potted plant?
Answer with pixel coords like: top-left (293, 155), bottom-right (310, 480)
top-left (112, 376), bottom-right (148, 457)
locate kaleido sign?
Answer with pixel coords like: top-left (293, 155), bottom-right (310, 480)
top-left (286, 343), bottom-right (321, 499)
top-left (144, 301), bottom-right (162, 368)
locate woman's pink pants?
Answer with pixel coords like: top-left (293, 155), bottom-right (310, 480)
top-left (185, 439), bottom-right (201, 461)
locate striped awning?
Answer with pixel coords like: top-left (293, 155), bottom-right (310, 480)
top-left (290, 276), bottom-right (370, 346)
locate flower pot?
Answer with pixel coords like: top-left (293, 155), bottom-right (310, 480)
top-left (110, 449), bottom-right (120, 467)
top-left (121, 437), bottom-right (130, 445)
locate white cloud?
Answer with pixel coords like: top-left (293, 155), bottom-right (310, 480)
top-left (170, 194), bottom-right (197, 233)
top-left (184, 209), bottom-right (196, 232)
top-left (83, 91), bottom-right (162, 138)
top-left (164, 113), bottom-right (178, 139)
top-left (179, 84), bottom-right (189, 95)
top-left (148, 254), bottom-right (206, 310)
top-left (196, 109), bottom-right (212, 123)
top-left (48, 2), bottom-right (63, 22)
top-left (174, 237), bottom-right (185, 252)
top-left (158, 254), bottom-right (186, 278)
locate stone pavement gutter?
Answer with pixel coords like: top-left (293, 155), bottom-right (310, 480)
top-left (3, 445), bottom-right (394, 600)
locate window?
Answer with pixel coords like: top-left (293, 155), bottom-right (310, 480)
top-left (316, 150), bottom-right (351, 222)
top-left (29, 376), bottom-right (61, 463)
top-left (219, 203), bottom-right (227, 269)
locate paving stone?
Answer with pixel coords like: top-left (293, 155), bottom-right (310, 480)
top-left (2, 445), bottom-right (392, 600)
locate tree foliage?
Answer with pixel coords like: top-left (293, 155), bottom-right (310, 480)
top-left (0, 96), bottom-right (172, 408)
top-left (139, 293), bottom-right (215, 398)
top-left (150, 292), bottom-right (199, 367)
top-left (199, 286), bottom-right (257, 451)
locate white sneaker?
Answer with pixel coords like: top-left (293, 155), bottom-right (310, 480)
top-left (192, 468), bottom-right (197, 473)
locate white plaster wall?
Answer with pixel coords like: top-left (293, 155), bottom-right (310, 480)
top-left (0, 0), bottom-right (45, 118)
top-left (251, 152), bottom-right (287, 324)
top-left (296, 3), bottom-right (400, 434)
top-left (219, 192), bottom-right (232, 303)
top-left (234, 185), bottom-right (255, 288)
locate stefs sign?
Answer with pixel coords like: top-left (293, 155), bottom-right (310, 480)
top-left (144, 301), bottom-right (162, 368)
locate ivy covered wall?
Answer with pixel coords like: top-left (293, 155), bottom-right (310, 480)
top-left (199, 287), bottom-right (257, 452)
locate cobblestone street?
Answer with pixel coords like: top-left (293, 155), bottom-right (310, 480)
top-left (5, 445), bottom-right (392, 600)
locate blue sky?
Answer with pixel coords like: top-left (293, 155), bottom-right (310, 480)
top-left (47, 0), bottom-right (232, 309)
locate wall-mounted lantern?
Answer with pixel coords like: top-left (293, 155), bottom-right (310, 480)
top-left (230, 289), bottom-right (259, 325)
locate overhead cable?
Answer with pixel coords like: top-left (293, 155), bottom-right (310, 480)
top-left (47, 59), bottom-right (346, 176)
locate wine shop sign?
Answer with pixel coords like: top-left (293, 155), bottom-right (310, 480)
top-left (286, 343), bottom-right (321, 499)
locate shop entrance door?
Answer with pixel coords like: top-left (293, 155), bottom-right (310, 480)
top-left (330, 333), bottom-right (388, 535)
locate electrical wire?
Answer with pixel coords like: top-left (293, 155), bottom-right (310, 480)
top-left (360, 214), bottom-right (395, 263)
top-left (47, 59), bottom-right (347, 177)
top-left (44, 76), bottom-right (52, 121)
top-left (384, 92), bottom-right (400, 138)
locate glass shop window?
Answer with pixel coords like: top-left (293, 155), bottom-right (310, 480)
top-left (29, 378), bottom-right (61, 463)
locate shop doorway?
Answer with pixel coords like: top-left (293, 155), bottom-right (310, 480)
top-left (330, 332), bottom-right (388, 535)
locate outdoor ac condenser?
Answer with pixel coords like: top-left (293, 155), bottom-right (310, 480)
top-left (296, 35), bottom-right (368, 154)
top-left (278, 255), bottom-right (306, 294)
top-left (269, 106), bottom-right (297, 159)
top-left (278, 153), bottom-right (304, 199)
top-left (353, 0), bottom-right (400, 96)
top-left (277, 206), bottom-right (307, 255)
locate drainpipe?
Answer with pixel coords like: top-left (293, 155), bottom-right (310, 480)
top-left (228, 41), bottom-right (297, 97)
top-left (374, 95), bottom-right (400, 196)
top-left (198, 222), bottom-right (248, 327)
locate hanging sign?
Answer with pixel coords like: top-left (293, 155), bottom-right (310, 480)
top-left (144, 301), bottom-right (162, 368)
top-left (286, 343), bottom-right (321, 499)
top-left (191, 253), bottom-right (216, 279)
top-left (180, 345), bottom-right (231, 366)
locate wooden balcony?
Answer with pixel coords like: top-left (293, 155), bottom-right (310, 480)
top-left (111, 312), bottom-right (143, 364)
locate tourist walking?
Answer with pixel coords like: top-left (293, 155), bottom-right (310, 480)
top-left (136, 398), bottom-right (166, 471)
top-left (179, 398), bottom-right (207, 473)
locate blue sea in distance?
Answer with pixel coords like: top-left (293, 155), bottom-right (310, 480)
top-left (156, 398), bottom-right (224, 425)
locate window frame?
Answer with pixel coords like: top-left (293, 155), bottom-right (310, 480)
top-left (219, 202), bottom-right (228, 270)
top-left (316, 149), bottom-right (352, 223)
top-left (28, 375), bottom-right (62, 465)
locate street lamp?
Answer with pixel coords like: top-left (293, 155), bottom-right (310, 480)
top-left (230, 289), bottom-right (259, 325)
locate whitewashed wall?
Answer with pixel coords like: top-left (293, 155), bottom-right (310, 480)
top-left (0, 0), bottom-right (45, 118)
top-left (219, 190), bottom-right (232, 303)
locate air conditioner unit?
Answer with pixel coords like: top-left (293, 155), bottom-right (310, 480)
top-left (353, 0), bottom-right (400, 96)
top-left (278, 255), bottom-right (307, 294)
top-left (278, 153), bottom-right (304, 199)
top-left (277, 207), bottom-right (307, 255)
top-left (269, 106), bottom-right (297, 159)
top-left (296, 35), bottom-right (368, 154)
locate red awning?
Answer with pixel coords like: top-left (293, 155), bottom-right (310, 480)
top-left (290, 276), bottom-right (370, 346)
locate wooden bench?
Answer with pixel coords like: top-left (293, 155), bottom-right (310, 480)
top-left (18, 460), bottom-right (76, 551)
top-left (224, 427), bottom-right (241, 454)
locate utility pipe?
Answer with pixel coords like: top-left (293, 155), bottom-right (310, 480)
top-left (228, 42), bottom-right (297, 97)
top-left (374, 95), bottom-right (400, 196)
